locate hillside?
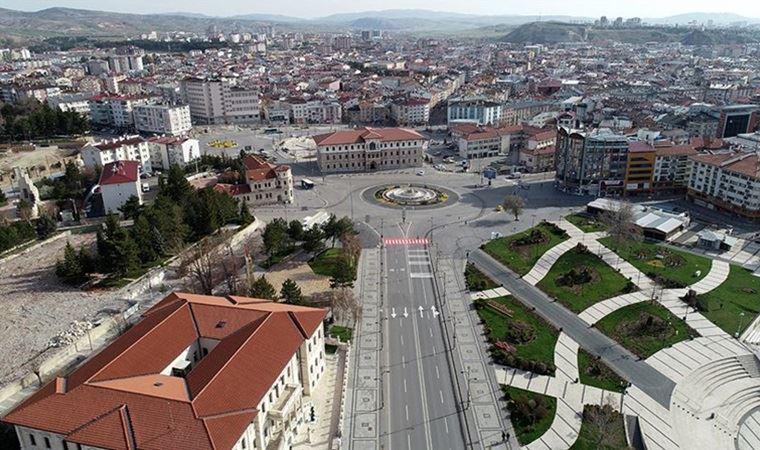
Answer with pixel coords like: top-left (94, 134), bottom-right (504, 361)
top-left (502, 21), bottom-right (760, 45)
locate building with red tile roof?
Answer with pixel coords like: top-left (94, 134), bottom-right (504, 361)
top-left (314, 127), bottom-right (426, 173)
top-left (2, 292), bottom-right (329, 450)
top-left (98, 161), bottom-right (142, 216)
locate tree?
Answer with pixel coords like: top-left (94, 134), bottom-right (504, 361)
top-left (16, 199), bottom-right (33, 223)
top-left (301, 226), bottom-right (325, 254)
top-left (502, 195), bottom-right (525, 221)
top-left (35, 213), bottom-right (57, 239)
top-left (55, 241), bottom-right (83, 283)
top-left (97, 214), bottom-right (140, 276)
top-left (239, 202), bottom-right (254, 226)
top-left (321, 214), bottom-right (348, 247)
top-left (287, 219), bottom-right (304, 241)
top-left (250, 275), bottom-right (277, 300)
top-left (160, 165), bottom-right (192, 205)
top-left (578, 403), bottom-right (625, 449)
top-left (0, 189), bottom-right (7, 206)
top-left (280, 278), bottom-right (304, 305)
top-left (340, 232), bottom-right (362, 268)
top-left (262, 218), bottom-right (290, 260)
top-left (330, 287), bottom-right (361, 325)
top-left (600, 201), bottom-right (642, 247)
top-left (330, 254), bottom-right (356, 289)
top-left (119, 195), bottom-right (143, 220)
top-left (131, 215), bottom-right (159, 264)
top-left (184, 236), bottom-right (223, 295)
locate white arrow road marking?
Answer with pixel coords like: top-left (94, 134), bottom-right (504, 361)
top-left (391, 307), bottom-right (397, 319)
top-left (418, 305), bottom-right (424, 318)
top-left (431, 305), bottom-right (439, 318)
top-left (403, 307), bottom-right (408, 318)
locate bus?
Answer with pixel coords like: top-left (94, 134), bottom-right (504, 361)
top-left (301, 179), bottom-right (315, 190)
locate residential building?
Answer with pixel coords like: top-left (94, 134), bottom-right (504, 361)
top-left (81, 136), bottom-right (152, 173)
top-left (390, 98), bottom-right (430, 125)
top-left (134, 104), bottom-right (192, 136)
top-left (688, 151), bottom-right (760, 220)
top-left (447, 99), bottom-right (502, 126)
top-left (98, 160), bottom-right (142, 215)
top-left (147, 136), bottom-right (200, 170)
top-left (716, 104), bottom-right (760, 138)
top-left (555, 127), bottom-right (630, 196)
top-left (180, 77), bottom-right (260, 125)
top-left (289, 99), bottom-right (342, 124)
top-left (652, 144), bottom-right (698, 192)
top-left (314, 127), bottom-right (426, 173)
top-left (454, 126), bottom-right (506, 159)
top-left (88, 94), bottom-right (148, 130)
top-left (2, 292), bottom-right (328, 450)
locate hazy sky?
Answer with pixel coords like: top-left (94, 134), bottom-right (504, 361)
top-left (2, 0), bottom-right (758, 19)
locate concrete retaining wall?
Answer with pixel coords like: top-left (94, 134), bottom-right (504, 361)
top-left (333, 343), bottom-right (351, 450)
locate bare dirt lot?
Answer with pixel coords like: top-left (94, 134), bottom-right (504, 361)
top-left (0, 232), bottom-right (131, 385)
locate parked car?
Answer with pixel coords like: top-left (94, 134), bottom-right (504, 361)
top-left (141, 182), bottom-right (150, 193)
top-left (416, 169), bottom-right (425, 176)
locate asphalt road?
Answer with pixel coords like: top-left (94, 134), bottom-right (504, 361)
top-left (470, 249), bottom-right (676, 408)
top-left (381, 222), bottom-right (467, 450)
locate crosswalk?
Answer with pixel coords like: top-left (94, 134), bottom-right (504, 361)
top-left (383, 237), bottom-right (430, 246)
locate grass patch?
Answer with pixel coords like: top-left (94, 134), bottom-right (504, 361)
top-left (465, 262), bottom-right (498, 291)
top-left (262, 246), bottom-right (297, 269)
top-left (482, 222), bottom-right (569, 275)
top-left (537, 244), bottom-right (635, 313)
top-left (698, 265), bottom-right (760, 336)
top-left (329, 325), bottom-right (353, 343)
top-left (570, 405), bottom-right (628, 450)
top-left (475, 296), bottom-right (559, 374)
top-left (577, 349), bottom-right (627, 393)
top-left (309, 248), bottom-right (343, 277)
top-left (599, 238), bottom-right (711, 288)
top-left (325, 344), bottom-right (338, 354)
top-left (565, 214), bottom-right (608, 233)
top-left (596, 301), bottom-right (699, 359)
top-left (502, 386), bottom-right (556, 446)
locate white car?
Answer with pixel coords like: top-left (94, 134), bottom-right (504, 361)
top-left (416, 170), bottom-right (425, 176)
top-left (141, 182), bottom-right (150, 193)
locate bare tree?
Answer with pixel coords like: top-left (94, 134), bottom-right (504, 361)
top-left (580, 402), bottom-right (628, 449)
top-left (182, 234), bottom-right (231, 295)
top-left (502, 195), bottom-right (525, 221)
top-left (600, 201), bottom-right (641, 247)
top-left (339, 232), bottom-right (362, 268)
top-left (331, 287), bottom-right (362, 325)
top-left (219, 244), bottom-right (243, 295)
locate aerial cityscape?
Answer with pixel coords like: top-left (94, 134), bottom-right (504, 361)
top-left (1, 2), bottom-right (760, 450)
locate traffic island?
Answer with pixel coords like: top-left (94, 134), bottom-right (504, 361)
top-left (361, 183), bottom-right (458, 209)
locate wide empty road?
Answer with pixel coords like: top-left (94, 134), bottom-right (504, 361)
top-left (381, 234), bottom-right (467, 450)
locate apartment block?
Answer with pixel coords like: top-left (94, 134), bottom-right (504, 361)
top-left (688, 151), bottom-right (760, 220)
top-left (80, 135), bottom-right (152, 173)
top-left (134, 104), bottom-right (192, 135)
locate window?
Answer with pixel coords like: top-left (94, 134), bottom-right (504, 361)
top-left (44, 437), bottom-right (51, 449)
top-left (242, 438), bottom-right (247, 449)
top-left (29, 435), bottom-right (36, 446)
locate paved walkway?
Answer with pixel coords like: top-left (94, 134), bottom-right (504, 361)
top-left (293, 351), bottom-right (345, 450)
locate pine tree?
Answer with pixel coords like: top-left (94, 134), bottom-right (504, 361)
top-left (280, 278), bottom-right (304, 305)
top-left (330, 255), bottom-right (356, 289)
top-left (239, 202), bottom-right (254, 226)
top-left (250, 276), bottom-right (277, 300)
top-left (35, 213), bottom-right (57, 239)
top-left (55, 241), bottom-right (83, 283)
top-left (131, 215), bottom-right (158, 264)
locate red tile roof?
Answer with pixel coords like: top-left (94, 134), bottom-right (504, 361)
top-left (2, 292), bottom-right (328, 450)
top-left (691, 152), bottom-right (760, 179)
top-left (99, 161), bottom-right (140, 186)
top-left (313, 127), bottom-right (424, 146)
top-left (242, 155), bottom-right (290, 182)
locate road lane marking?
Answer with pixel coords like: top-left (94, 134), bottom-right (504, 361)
top-left (405, 404), bottom-right (409, 421)
top-left (404, 379), bottom-right (407, 393)
top-left (429, 328), bottom-right (433, 337)
top-left (439, 390), bottom-right (444, 404)
top-left (407, 434), bottom-right (412, 450)
top-left (432, 344), bottom-right (435, 354)
top-left (400, 335), bottom-right (404, 346)
top-left (402, 356), bottom-right (406, 368)
top-left (436, 366), bottom-right (440, 379)
top-left (444, 417), bottom-right (449, 433)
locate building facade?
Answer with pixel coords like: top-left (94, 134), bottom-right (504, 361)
top-left (688, 151), bottom-right (760, 220)
top-left (314, 127), bottom-right (426, 173)
top-left (555, 127), bottom-right (630, 196)
top-left (447, 99), bottom-right (502, 126)
top-left (98, 160), bottom-right (142, 215)
top-left (180, 77), bottom-right (260, 125)
top-left (81, 136), bottom-right (152, 173)
top-left (147, 136), bottom-right (200, 170)
top-left (2, 292), bottom-right (329, 450)
top-left (134, 104), bottom-right (192, 135)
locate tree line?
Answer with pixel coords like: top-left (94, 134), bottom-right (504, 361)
top-left (1, 100), bottom-right (90, 142)
top-left (56, 165), bottom-right (253, 284)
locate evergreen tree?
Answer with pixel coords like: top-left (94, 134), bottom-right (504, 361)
top-left (239, 202), bottom-right (254, 226)
top-left (301, 226), bottom-right (325, 254)
top-left (250, 276), bottom-right (277, 300)
top-left (55, 241), bottom-right (83, 283)
top-left (119, 195), bottom-right (143, 220)
top-left (35, 213), bottom-right (57, 239)
top-left (131, 215), bottom-right (158, 264)
top-left (160, 165), bottom-right (192, 205)
top-left (0, 189), bottom-right (7, 206)
top-left (280, 278), bottom-right (304, 305)
top-left (330, 254), bottom-right (356, 289)
top-left (287, 220), bottom-right (304, 241)
top-left (262, 218), bottom-right (290, 260)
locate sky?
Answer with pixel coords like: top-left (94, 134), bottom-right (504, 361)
top-left (1, 0), bottom-right (758, 19)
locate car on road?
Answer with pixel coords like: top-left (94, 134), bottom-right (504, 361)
top-left (141, 182), bottom-right (150, 193)
top-left (434, 164), bottom-right (446, 171)
top-left (507, 172), bottom-right (522, 179)
top-left (416, 169), bottom-right (425, 176)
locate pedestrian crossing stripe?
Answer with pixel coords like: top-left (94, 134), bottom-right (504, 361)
top-left (383, 237), bottom-right (430, 246)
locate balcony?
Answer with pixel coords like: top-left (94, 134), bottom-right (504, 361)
top-left (270, 384), bottom-right (302, 419)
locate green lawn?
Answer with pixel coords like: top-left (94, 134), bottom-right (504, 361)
top-left (600, 238), bottom-right (711, 288)
top-left (698, 265), bottom-right (760, 336)
top-left (262, 246), bottom-right (298, 269)
top-left (577, 349), bottom-right (627, 393)
top-left (565, 214), bottom-right (608, 233)
top-left (465, 263), bottom-right (498, 291)
top-left (570, 405), bottom-right (628, 450)
top-left (309, 248), bottom-right (342, 277)
top-left (503, 386), bottom-right (557, 446)
top-left (476, 296), bottom-right (559, 371)
top-left (537, 245), bottom-right (634, 313)
top-left (482, 223), bottom-right (569, 275)
top-left (596, 301), bottom-right (699, 359)
top-left (329, 325), bottom-right (353, 343)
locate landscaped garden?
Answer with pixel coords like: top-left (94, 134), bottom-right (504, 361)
top-left (577, 349), bottom-right (627, 393)
top-left (482, 222), bottom-right (569, 276)
top-left (465, 263), bottom-right (499, 291)
top-left (695, 265), bottom-right (760, 336)
top-left (329, 325), bottom-right (353, 343)
top-left (309, 248), bottom-right (343, 277)
top-left (475, 296), bottom-right (559, 375)
top-left (570, 405), bottom-right (628, 450)
top-left (595, 301), bottom-right (699, 358)
top-left (565, 214), bottom-right (608, 233)
top-left (537, 244), bottom-right (636, 313)
top-left (599, 238), bottom-right (711, 288)
top-left (502, 386), bottom-right (557, 446)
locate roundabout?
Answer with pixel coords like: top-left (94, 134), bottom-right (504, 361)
top-left (363, 183), bottom-right (459, 209)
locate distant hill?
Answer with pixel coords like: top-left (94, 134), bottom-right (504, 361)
top-left (502, 21), bottom-right (760, 45)
top-left (647, 12), bottom-right (760, 25)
